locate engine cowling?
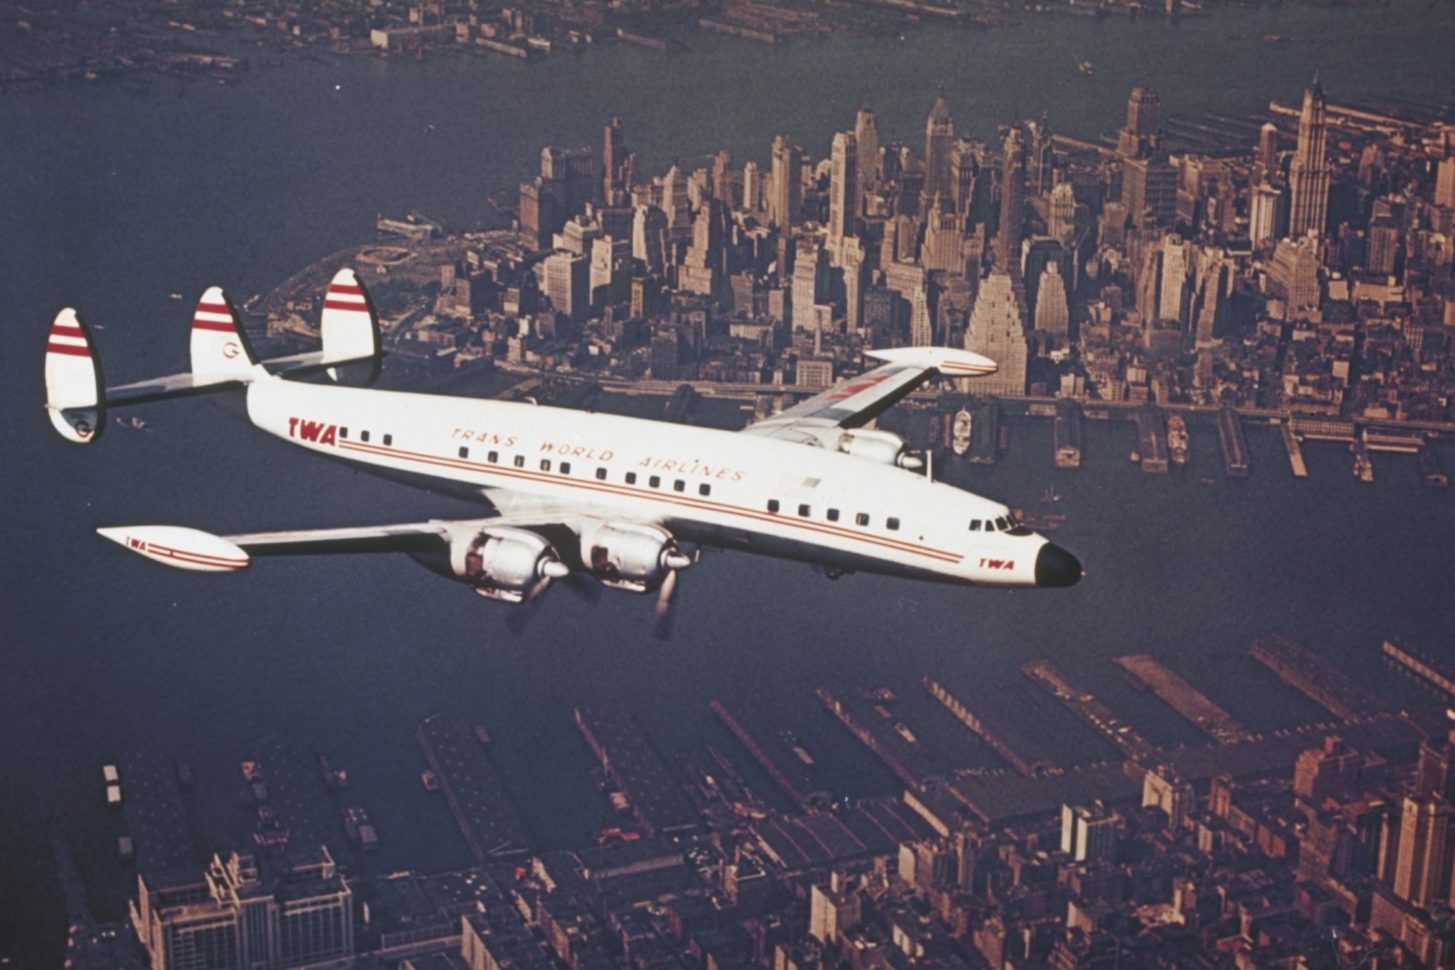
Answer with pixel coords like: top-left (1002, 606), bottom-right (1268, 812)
top-left (581, 523), bottom-right (692, 593)
top-left (452, 526), bottom-right (569, 603)
top-left (835, 429), bottom-right (924, 470)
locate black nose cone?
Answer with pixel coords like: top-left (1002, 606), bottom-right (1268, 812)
top-left (1035, 543), bottom-right (1082, 588)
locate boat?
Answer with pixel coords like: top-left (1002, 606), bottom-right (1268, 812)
top-left (951, 407), bottom-right (973, 456)
top-left (343, 807), bottom-right (379, 850)
top-left (317, 753), bottom-right (348, 790)
top-left (1040, 487), bottom-right (1062, 504)
top-left (240, 760), bottom-right (264, 782)
top-left (1078, 59), bottom-right (1095, 74)
top-left (1263, 33), bottom-right (1292, 43)
top-left (1166, 414), bottom-right (1190, 465)
top-left (420, 769), bottom-right (441, 792)
top-left (168, 292), bottom-right (183, 300)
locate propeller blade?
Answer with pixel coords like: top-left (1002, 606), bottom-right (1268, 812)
top-left (507, 571), bottom-right (558, 636)
top-left (653, 568), bottom-right (679, 641)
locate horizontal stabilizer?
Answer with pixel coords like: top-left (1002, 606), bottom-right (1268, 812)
top-left (45, 308), bottom-right (107, 444)
top-left (97, 525), bottom-right (250, 573)
top-left (865, 346), bottom-right (997, 377)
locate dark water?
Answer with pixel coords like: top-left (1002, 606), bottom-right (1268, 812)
top-left (4, 4), bottom-right (1455, 962)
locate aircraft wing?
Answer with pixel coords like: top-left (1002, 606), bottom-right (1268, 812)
top-left (95, 520), bottom-right (460, 570)
top-left (744, 347), bottom-right (996, 445)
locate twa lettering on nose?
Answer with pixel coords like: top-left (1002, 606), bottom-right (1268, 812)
top-left (979, 558), bottom-right (1014, 570)
top-left (287, 417), bottom-right (337, 446)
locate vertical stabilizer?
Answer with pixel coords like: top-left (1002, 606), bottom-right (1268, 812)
top-left (189, 287), bottom-right (259, 386)
top-left (45, 308), bottom-right (106, 444)
top-left (320, 268), bottom-right (381, 384)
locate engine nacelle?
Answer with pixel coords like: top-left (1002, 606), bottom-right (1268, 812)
top-left (835, 429), bottom-right (924, 470)
top-left (581, 522), bottom-right (692, 593)
top-left (451, 526), bottom-right (568, 603)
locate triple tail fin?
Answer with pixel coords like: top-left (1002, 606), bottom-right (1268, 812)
top-left (44, 309), bottom-right (106, 443)
top-left (189, 286), bottom-right (262, 386)
top-left (321, 268), bottom-right (382, 385)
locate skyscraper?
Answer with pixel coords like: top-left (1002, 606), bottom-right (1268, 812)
top-left (1116, 86), bottom-right (1160, 160)
top-left (1393, 794), bottom-right (1455, 909)
top-left (996, 127), bottom-right (1026, 275)
top-left (603, 116), bottom-right (630, 205)
top-left (1049, 182), bottom-right (1076, 242)
top-left (1288, 79), bottom-right (1332, 238)
top-left (964, 271), bottom-right (1028, 396)
top-left (1033, 262), bottom-right (1069, 339)
top-left (769, 135), bottom-right (802, 229)
top-left (827, 131), bottom-right (858, 263)
top-left (855, 107), bottom-right (879, 199)
top-left (921, 194), bottom-right (963, 275)
top-left (924, 93), bottom-right (954, 205)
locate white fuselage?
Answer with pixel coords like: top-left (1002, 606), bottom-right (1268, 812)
top-left (245, 379), bottom-right (1053, 587)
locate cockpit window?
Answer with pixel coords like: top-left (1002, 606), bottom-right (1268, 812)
top-left (969, 520), bottom-right (981, 532)
top-left (995, 516), bottom-right (1010, 531)
top-left (983, 519), bottom-right (997, 533)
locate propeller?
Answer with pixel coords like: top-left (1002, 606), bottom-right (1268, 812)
top-left (652, 566), bottom-right (680, 641)
top-left (506, 559), bottom-right (570, 636)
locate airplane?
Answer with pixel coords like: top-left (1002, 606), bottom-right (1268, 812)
top-left (44, 268), bottom-right (1082, 634)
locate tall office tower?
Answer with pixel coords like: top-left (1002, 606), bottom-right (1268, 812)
top-left (1026, 117), bottom-right (1055, 197)
top-left (922, 195), bottom-right (963, 274)
top-left (964, 271), bottom-right (1028, 396)
top-left (1116, 86), bottom-right (1161, 159)
top-left (1033, 262), bottom-right (1069, 338)
top-left (1158, 235), bottom-right (1191, 326)
top-left (1287, 79), bottom-right (1332, 238)
top-left (1269, 233), bottom-right (1322, 309)
top-left (603, 116), bottom-right (630, 205)
top-left (1192, 248), bottom-right (1229, 348)
top-left (541, 146), bottom-right (597, 217)
top-left (543, 251), bottom-right (590, 320)
top-left (712, 148), bottom-right (734, 206)
top-left (1049, 181), bottom-right (1076, 241)
top-left (769, 135), bottom-right (802, 229)
top-left (791, 240), bottom-right (825, 332)
top-left (1367, 217), bottom-right (1400, 275)
top-left (1393, 795), bottom-right (1455, 908)
top-left (1256, 122), bottom-right (1281, 179)
top-left (884, 262), bottom-right (931, 345)
top-left (996, 127), bottom-right (1026, 274)
top-left (1437, 157), bottom-right (1455, 209)
top-left (631, 204), bottom-right (668, 276)
top-left (1417, 731), bottom-right (1455, 801)
top-left (841, 237), bottom-right (867, 331)
top-left (1060, 803), bottom-right (1118, 863)
top-left (1249, 182), bottom-right (1286, 247)
top-left (827, 131), bottom-right (859, 262)
top-left (855, 107), bottom-right (879, 198)
top-left (949, 139), bottom-right (981, 221)
top-left (662, 164), bottom-right (690, 230)
top-left (923, 92), bottom-right (954, 204)
top-left (1122, 155), bottom-right (1178, 229)
top-left (742, 160), bottom-right (762, 212)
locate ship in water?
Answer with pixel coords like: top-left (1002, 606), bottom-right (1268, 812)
top-left (1166, 414), bottom-right (1190, 466)
top-left (342, 806), bottom-right (380, 850)
top-left (951, 407), bottom-right (972, 456)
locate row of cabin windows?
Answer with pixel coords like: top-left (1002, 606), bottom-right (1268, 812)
top-left (339, 428), bottom-right (392, 446)
top-left (765, 498), bottom-right (900, 532)
top-left (456, 447), bottom-right (714, 497)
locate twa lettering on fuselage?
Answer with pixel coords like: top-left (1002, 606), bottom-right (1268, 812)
top-left (288, 417), bottom-right (337, 446)
top-left (637, 456), bottom-right (745, 481)
top-left (979, 558), bottom-right (1015, 570)
top-left (538, 442), bottom-right (614, 462)
top-left (451, 428), bottom-right (518, 447)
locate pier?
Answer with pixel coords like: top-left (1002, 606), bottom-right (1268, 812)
top-left (1248, 635), bottom-right (1389, 722)
top-left (921, 676), bottom-right (1052, 777)
top-left (574, 707), bottom-right (700, 836)
top-left (1113, 655), bottom-right (1256, 745)
top-left (1135, 406), bottom-right (1169, 474)
top-left (1054, 400), bottom-right (1083, 469)
top-left (1217, 408), bottom-right (1250, 477)
top-left (816, 687), bottom-right (934, 790)
top-left (1281, 422), bottom-right (1308, 478)
top-left (1021, 662), bottom-right (1160, 763)
top-left (1382, 638), bottom-right (1455, 701)
top-left (1352, 437), bottom-right (1375, 483)
top-left (417, 714), bottom-right (532, 862)
top-left (710, 700), bottom-right (825, 811)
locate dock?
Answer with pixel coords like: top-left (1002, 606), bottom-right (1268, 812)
top-left (1021, 662), bottom-right (1160, 763)
top-left (1249, 635), bottom-right (1389, 722)
top-left (1382, 638), bottom-right (1455, 701)
top-left (417, 714), bottom-right (532, 862)
top-left (1352, 437), bottom-right (1375, 483)
top-left (922, 676), bottom-right (1053, 777)
top-left (1113, 655), bottom-right (1256, 745)
top-left (710, 700), bottom-right (825, 811)
top-left (1280, 422), bottom-right (1308, 479)
top-left (1418, 446), bottom-right (1450, 487)
top-left (574, 707), bottom-right (700, 836)
top-left (816, 687), bottom-right (935, 790)
top-left (1217, 408), bottom-right (1250, 477)
top-left (1053, 400), bottom-right (1083, 469)
top-left (1135, 406), bottom-right (1169, 474)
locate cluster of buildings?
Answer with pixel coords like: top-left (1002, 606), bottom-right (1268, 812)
top-left (378, 83), bottom-right (1455, 427)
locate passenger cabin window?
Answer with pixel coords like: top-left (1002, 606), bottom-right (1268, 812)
top-left (648, 475), bottom-right (661, 489)
top-left (596, 467), bottom-right (607, 481)
top-left (673, 480), bottom-right (685, 493)
top-left (513, 455), bottom-right (524, 468)
top-left (767, 499), bottom-right (780, 513)
top-left (827, 509), bottom-right (840, 522)
top-left (360, 430), bottom-right (370, 443)
top-left (626, 472), bottom-right (637, 485)
top-left (855, 513), bottom-right (869, 527)
top-left (383, 434), bottom-right (393, 446)
top-left (887, 517), bottom-right (901, 531)
top-left (339, 427), bottom-right (348, 439)
top-left (797, 504), bottom-right (811, 517)
top-left (487, 450), bottom-right (498, 464)
top-left (560, 462), bottom-right (571, 475)
top-left (459, 446), bottom-right (469, 459)
top-left (540, 459), bottom-right (552, 472)
top-left (699, 484), bottom-right (711, 497)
